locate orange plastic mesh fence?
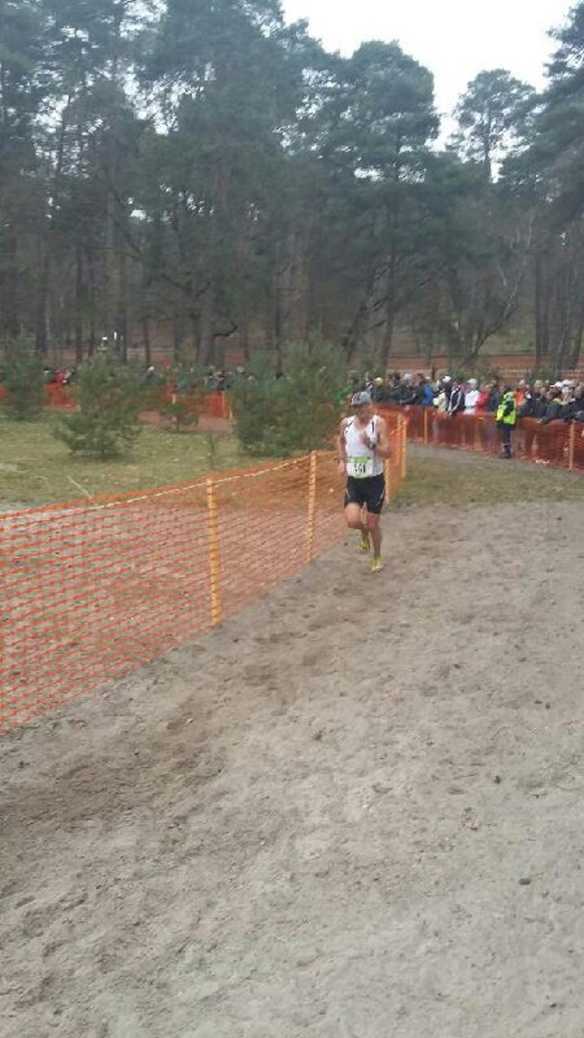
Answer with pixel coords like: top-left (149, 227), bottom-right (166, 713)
top-left (0, 385), bottom-right (231, 417)
top-left (379, 405), bottom-right (584, 473)
top-left (0, 424), bottom-right (406, 732)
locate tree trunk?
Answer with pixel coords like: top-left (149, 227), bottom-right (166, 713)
top-left (142, 317), bottom-right (151, 367)
top-left (199, 289), bottom-right (215, 367)
top-left (240, 296), bottom-right (250, 363)
top-left (570, 321), bottom-right (584, 370)
top-left (381, 309), bottom-right (394, 367)
top-left (4, 226), bottom-right (19, 338)
top-left (87, 252), bottom-right (97, 356)
top-left (174, 316), bottom-right (186, 365)
top-left (103, 184), bottom-right (116, 345)
top-left (74, 245), bottom-right (84, 365)
top-left (36, 103), bottom-right (71, 354)
top-left (35, 245), bottom-right (50, 354)
top-left (116, 241), bottom-right (128, 363)
top-left (535, 247), bottom-right (552, 364)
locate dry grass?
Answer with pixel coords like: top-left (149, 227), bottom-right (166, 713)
top-left (395, 445), bottom-right (584, 509)
top-left (0, 413), bottom-right (246, 507)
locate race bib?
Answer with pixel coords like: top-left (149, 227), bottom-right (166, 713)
top-left (348, 456), bottom-right (374, 478)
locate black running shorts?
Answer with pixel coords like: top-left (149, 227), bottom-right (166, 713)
top-left (344, 474), bottom-right (386, 515)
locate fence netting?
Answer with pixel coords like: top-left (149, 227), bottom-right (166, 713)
top-left (379, 405), bottom-right (584, 472)
top-left (0, 423), bottom-right (406, 732)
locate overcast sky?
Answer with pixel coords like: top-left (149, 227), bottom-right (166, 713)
top-left (282, 0), bottom-right (573, 120)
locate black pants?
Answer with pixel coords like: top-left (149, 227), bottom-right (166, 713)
top-left (498, 422), bottom-right (513, 457)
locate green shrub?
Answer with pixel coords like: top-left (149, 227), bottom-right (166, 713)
top-left (231, 342), bottom-right (346, 456)
top-left (55, 359), bottom-right (143, 458)
top-left (159, 395), bottom-right (199, 432)
top-left (1, 341), bottom-right (44, 420)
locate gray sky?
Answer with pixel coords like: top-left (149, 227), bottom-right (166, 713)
top-left (283, 0), bottom-right (573, 120)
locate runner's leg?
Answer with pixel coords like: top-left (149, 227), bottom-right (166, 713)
top-left (368, 512), bottom-right (382, 558)
top-left (345, 503), bottom-right (369, 541)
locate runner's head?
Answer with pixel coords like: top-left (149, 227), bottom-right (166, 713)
top-left (351, 390), bottom-right (373, 421)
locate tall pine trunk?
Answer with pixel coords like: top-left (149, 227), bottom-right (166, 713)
top-left (36, 104), bottom-right (70, 354)
top-left (74, 245), bottom-right (84, 365)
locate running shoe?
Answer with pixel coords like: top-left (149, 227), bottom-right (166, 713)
top-left (359, 534), bottom-right (371, 554)
top-left (370, 557), bottom-right (385, 574)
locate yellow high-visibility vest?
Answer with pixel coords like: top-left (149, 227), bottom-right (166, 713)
top-left (497, 393), bottom-right (517, 426)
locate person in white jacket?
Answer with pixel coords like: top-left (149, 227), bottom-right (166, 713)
top-left (464, 379), bottom-right (480, 414)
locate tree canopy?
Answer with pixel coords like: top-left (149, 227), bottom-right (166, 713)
top-left (1, 0), bottom-right (584, 371)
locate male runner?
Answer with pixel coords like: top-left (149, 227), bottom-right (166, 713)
top-left (337, 391), bottom-right (391, 573)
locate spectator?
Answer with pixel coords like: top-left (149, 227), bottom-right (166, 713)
top-left (519, 381), bottom-right (547, 419)
top-left (434, 385), bottom-right (448, 413)
top-left (447, 378), bottom-right (466, 416)
top-left (515, 379), bottom-right (528, 408)
top-left (441, 375), bottom-right (453, 402)
top-left (564, 384), bottom-right (584, 422)
top-left (418, 377), bottom-right (435, 407)
top-left (497, 387), bottom-right (518, 458)
top-left (540, 387), bottom-right (564, 425)
top-left (487, 382), bottom-right (501, 413)
top-left (476, 381), bottom-right (493, 412)
top-left (372, 377), bottom-right (386, 403)
top-left (363, 372), bottom-right (375, 396)
top-left (393, 373), bottom-right (416, 405)
top-left (464, 378), bottom-right (480, 414)
top-left (561, 380), bottom-right (575, 406)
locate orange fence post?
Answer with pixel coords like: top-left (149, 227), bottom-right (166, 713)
top-left (206, 477), bottom-right (223, 626)
top-left (569, 422), bottom-right (576, 471)
top-left (401, 417), bottom-right (407, 479)
top-left (306, 451), bottom-right (318, 562)
top-left (385, 456), bottom-right (391, 505)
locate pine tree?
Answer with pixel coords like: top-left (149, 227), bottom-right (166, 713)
top-left (56, 358), bottom-right (142, 457)
top-left (2, 340), bottom-right (45, 419)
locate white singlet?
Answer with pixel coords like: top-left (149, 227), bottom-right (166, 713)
top-left (344, 415), bottom-right (384, 479)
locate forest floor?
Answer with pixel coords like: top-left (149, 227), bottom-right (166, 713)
top-left (2, 449), bottom-right (584, 1036)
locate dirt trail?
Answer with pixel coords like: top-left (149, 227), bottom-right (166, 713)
top-left (2, 499), bottom-right (584, 1037)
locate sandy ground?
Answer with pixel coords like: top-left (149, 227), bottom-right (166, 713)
top-left (2, 498), bottom-right (584, 1037)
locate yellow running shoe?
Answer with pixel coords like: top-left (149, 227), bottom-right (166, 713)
top-left (371, 556), bottom-right (385, 574)
top-left (359, 534), bottom-right (371, 554)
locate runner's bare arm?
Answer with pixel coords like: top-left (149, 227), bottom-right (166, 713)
top-left (374, 417), bottom-right (391, 460)
top-left (337, 419), bottom-right (349, 474)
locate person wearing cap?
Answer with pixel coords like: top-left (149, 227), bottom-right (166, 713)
top-left (338, 392), bottom-right (391, 573)
top-left (372, 376), bottom-right (386, 403)
top-left (496, 387), bottom-right (518, 458)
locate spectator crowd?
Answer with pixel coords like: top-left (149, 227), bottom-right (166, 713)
top-left (357, 371), bottom-right (584, 425)
top-left (5, 361), bottom-right (584, 431)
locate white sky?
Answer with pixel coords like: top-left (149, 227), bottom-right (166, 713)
top-left (283, 0), bottom-right (574, 121)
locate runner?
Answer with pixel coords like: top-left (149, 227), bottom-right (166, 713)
top-left (337, 391), bottom-right (391, 573)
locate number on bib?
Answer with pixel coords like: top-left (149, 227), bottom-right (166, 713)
top-left (348, 457), bottom-right (373, 478)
